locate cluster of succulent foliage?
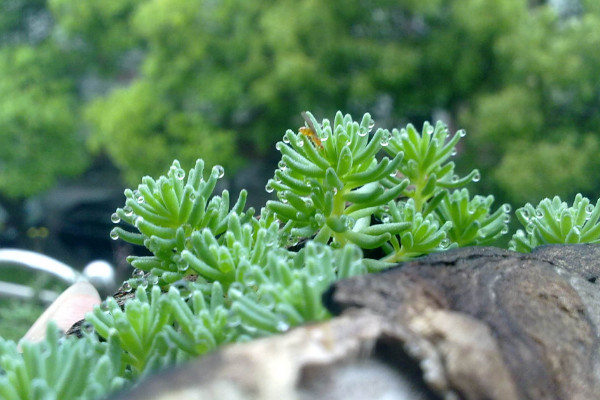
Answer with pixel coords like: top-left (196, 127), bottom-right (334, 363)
top-left (2, 111), bottom-right (600, 400)
top-left (509, 194), bottom-right (600, 252)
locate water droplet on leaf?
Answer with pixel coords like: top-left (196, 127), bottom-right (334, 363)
top-left (536, 209), bottom-right (544, 218)
top-left (82, 321), bottom-right (95, 334)
top-left (586, 204), bottom-right (594, 214)
top-left (214, 165), bottom-right (225, 179)
top-left (111, 213), bottom-right (121, 223)
top-left (276, 321), bottom-right (290, 332)
top-left (110, 229), bottom-right (119, 240)
top-left (133, 268), bottom-right (144, 278)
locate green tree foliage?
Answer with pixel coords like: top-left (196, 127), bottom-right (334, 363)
top-left (2, 0), bottom-right (599, 204)
top-left (0, 1), bottom-right (88, 197)
top-left (47, 0), bottom-right (533, 184)
top-left (462, 1), bottom-right (600, 203)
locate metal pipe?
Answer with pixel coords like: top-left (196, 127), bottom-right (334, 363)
top-left (0, 248), bottom-right (80, 284)
top-left (0, 248), bottom-right (117, 301)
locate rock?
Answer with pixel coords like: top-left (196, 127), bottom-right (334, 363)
top-left (109, 310), bottom-right (438, 400)
top-left (108, 245), bottom-right (600, 400)
top-left (325, 244), bottom-right (600, 399)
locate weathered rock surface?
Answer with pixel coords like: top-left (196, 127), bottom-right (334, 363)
top-left (108, 245), bottom-right (600, 400)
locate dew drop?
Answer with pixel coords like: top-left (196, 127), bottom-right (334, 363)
top-left (189, 192), bottom-right (196, 201)
top-left (110, 228), bottom-right (119, 240)
top-left (136, 194), bottom-right (145, 204)
top-left (380, 135), bottom-right (390, 147)
top-left (358, 129), bottom-right (368, 137)
top-left (111, 213), bottom-right (121, 223)
top-left (502, 204), bottom-right (512, 213)
top-left (440, 238), bottom-right (450, 248)
top-left (426, 125), bottom-right (434, 135)
top-left (178, 262), bottom-right (189, 272)
top-left (278, 160), bottom-right (287, 170)
top-left (472, 172), bottom-right (481, 183)
top-left (214, 165), bottom-right (225, 179)
top-left (304, 197), bottom-right (313, 208)
top-left (81, 321), bottom-right (95, 334)
top-left (283, 136), bottom-right (290, 144)
top-left (175, 169), bottom-right (185, 180)
top-left (123, 206), bottom-right (134, 216)
top-left (147, 274), bottom-right (159, 285)
top-left (586, 204), bottom-right (594, 214)
top-left (501, 226), bottom-right (509, 234)
top-left (451, 175), bottom-right (459, 183)
top-left (451, 148), bottom-right (457, 156)
top-left (458, 129), bottom-right (467, 138)
top-left (535, 209), bottom-right (544, 218)
top-left (297, 139), bottom-right (304, 147)
top-left (503, 215), bottom-right (511, 224)
top-left (122, 282), bottom-right (132, 292)
top-left (133, 268), bottom-right (145, 278)
top-left (368, 120), bottom-right (375, 133)
top-left (265, 183), bottom-right (274, 193)
top-left (280, 191), bottom-right (289, 204)
top-left (276, 321), bottom-right (290, 332)
top-left (276, 142), bottom-right (283, 151)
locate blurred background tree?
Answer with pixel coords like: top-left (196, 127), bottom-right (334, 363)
top-left (0, 0), bottom-right (88, 198)
top-left (0, 0), bottom-right (599, 243)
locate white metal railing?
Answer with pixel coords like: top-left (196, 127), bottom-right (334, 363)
top-left (0, 249), bottom-right (116, 303)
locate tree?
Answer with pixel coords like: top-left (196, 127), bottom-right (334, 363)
top-left (0, 0), bottom-right (88, 198)
top-left (461, 1), bottom-right (600, 204)
top-left (2, 0), bottom-right (599, 206)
